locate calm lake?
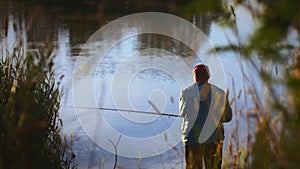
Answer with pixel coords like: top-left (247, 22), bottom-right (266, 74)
top-left (0, 1), bottom-right (257, 168)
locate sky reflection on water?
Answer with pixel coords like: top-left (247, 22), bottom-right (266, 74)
top-left (0, 1), bottom-right (260, 168)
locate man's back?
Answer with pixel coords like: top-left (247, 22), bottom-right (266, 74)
top-left (180, 83), bottom-right (232, 144)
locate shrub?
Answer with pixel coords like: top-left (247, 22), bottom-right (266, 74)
top-left (0, 46), bottom-right (75, 169)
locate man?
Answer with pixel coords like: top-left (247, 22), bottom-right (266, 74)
top-left (180, 64), bottom-right (232, 169)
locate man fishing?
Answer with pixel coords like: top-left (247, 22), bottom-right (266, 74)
top-left (180, 64), bottom-right (232, 169)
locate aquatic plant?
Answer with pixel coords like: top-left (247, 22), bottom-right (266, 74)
top-left (0, 45), bottom-right (76, 169)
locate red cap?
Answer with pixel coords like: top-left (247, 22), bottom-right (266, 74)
top-left (193, 64), bottom-right (210, 80)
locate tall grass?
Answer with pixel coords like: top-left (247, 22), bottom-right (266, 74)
top-left (222, 57), bottom-right (300, 169)
top-left (216, 1), bottom-right (300, 168)
top-left (0, 45), bottom-right (76, 169)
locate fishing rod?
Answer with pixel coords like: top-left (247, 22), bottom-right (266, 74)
top-left (67, 106), bottom-right (182, 118)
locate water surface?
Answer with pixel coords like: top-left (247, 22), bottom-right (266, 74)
top-left (0, 1), bottom-right (256, 168)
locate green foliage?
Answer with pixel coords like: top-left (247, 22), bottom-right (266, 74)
top-left (250, 121), bottom-right (278, 169)
top-left (0, 47), bottom-right (75, 169)
top-left (235, 1), bottom-right (300, 168)
top-left (181, 0), bottom-right (227, 19)
top-left (229, 0), bottom-right (300, 169)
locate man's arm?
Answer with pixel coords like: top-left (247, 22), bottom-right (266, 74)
top-left (179, 92), bottom-right (186, 117)
top-left (222, 90), bottom-right (232, 122)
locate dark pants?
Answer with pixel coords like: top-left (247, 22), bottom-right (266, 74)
top-left (184, 142), bottom-right (223, 169)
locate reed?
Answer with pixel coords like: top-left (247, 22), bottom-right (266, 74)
top-left (0, 44), bottom-right (76, 169)
top-left (218, 1), bottom-right (300, 168)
